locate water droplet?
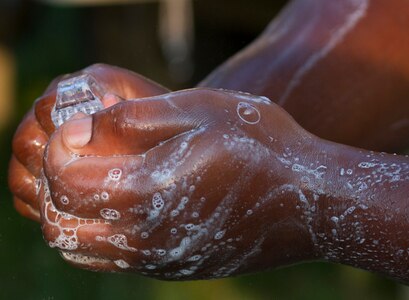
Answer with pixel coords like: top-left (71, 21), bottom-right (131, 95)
top-left (358, 162), bottom-right (376, 169)
top-left (152, 192), bottom-right (164, 210)
top-left (214, 230), bottom-right (226, 240)
top-left (100, 208), bottom-right (121, 220)
top-left (236, 102), bottom-right (261, 124)
top-left (114, 259), bottom-right (130, 269)
top-left (156, 249), bottom-right (167, 256)
top-left (187, 255), bottom-right (202, 262)
top-left (60, 195), bottom-right (69, 205)
top-left (330, 216), bottom-right (339, 223)
top-left (145, 264), bottom-right (156, 270)
top-left (181, 196), bottom-right (189, 205)
top-left (35, 179), bottom-right (42, 195)
top-left (185, 224), bottom-right (195, 231)
top-left (101, 192), bottom-right (109, 201)
top-left (108, 168), bottom-right (122, 181)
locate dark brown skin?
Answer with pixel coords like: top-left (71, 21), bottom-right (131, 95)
top-left (36, 88), bottom-right (409, 282)
top-left (8, 0), bottom-right (409, 284)
top-left (200, 0), bottom-right (409, 152)
top-left (11, 0), bottom-right (409, 221)
top-left (8, 64), bottom-right (169, 222)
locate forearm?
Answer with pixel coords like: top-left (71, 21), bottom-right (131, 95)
top-left (199, 0), bottom-right (409, 152)
top-left (313, 141), bottom-right (409, 282)
top-left (258, 127), bottom-right (409, 281)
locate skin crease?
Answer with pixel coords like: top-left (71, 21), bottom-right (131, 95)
top-left (8, 64), bottom-right (170, 221)
top-left (11, 0), bottom-right (409, 221)
top-left (199, 0), bottom-right (409, 153)
top-left (38, 89), bottom-right (409, 283)
top-left (7, 0), bottom-right (409, 284)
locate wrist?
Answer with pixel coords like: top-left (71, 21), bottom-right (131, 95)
top-left (250, 130), bottom-right (326, 269)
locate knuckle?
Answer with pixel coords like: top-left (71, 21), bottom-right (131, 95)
top-left (85, 63), bottom-right (111, 74)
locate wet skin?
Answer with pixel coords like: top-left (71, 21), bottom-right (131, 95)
top-left (36, 88), bottom-right (409, 282)
top-left (200, 0), bottom-right (409, 152)
top-left (12, 0), bottom-right (409, 223)
top-left (9, 64), bottom-right (169, 222)
top-left (8, 0), bottom-right (409, 283)
top-left (8, 65), bottom-right (409, 282)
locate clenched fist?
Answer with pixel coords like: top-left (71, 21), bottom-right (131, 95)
top-left (9, 64), bottom-right (169, 221)
top-left (39, 89), bottom-right (319, 279)
top-left (39, 88), bottom-right (409, 283)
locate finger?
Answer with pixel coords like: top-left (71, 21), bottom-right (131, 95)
top-left (34, 72), bottom-right (71, 135)
top-left (12, 110), bottom-right (48, 175)
top-left (44, 134), bottom-right (202, 220)
top-left (45, 126), bottom-right (213, 238)
top-left (58, 251), bottom-right (120, 272)
top-left (41, 204), bottom-right (141, 261)
top-left (35, 64), bottom-right (169, 135)
top-left (14, 197), bottom-right (41, 222)
top-left (34, 88), bottom-right (124, 136)
top-left (82, 63), bottom-right (169, 98)
top-left (8, 156), bottom-right (39, 210)
top-left (42, 126), bottom-right (213, 261)
top-left (39, 179), bottom-right (142, 260)
top-left (48, 91), bottom-right (202, 163)
top-left (45, 155), bottom-right (146, 219)
top-left (33, 91), bottom-right (57, 136)
top-left (43, 90), bottom-right (226, 216)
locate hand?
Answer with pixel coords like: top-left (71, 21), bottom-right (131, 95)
top-left (9, 64), bottom-right (169, 222)
top-left (40, 88), bottom-right (318, 279)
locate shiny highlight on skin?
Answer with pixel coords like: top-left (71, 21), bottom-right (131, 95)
top-left (8, 0), bottom-right (409, 284)
top-left (38, 89), bottom-right (409, 282)
top-left (200, 0), bottom-right (409, 152)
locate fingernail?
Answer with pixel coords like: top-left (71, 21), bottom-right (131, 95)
top-left (68, 112), bottom-right (88, 121)
top-left (102, 93), bottom-right (123, 108)
top-left (62, 115), bottom-right (92, 148)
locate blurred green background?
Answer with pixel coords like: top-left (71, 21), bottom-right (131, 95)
top-left (0, 0), bottom-right (407, 299)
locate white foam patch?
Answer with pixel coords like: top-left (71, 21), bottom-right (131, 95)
top-left (60, 251), bottom-right (111, 266)
top-left (106, 234), bottom-right (137, 252)
top-left (41, 175), bottom-right (108, 251)
top-left (100, 208), bottom-right (121, 220)
top-left (114, 259), bottom-right (130, 269)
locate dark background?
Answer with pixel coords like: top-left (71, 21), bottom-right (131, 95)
top-left (0, 0), bottom-right (406, 299)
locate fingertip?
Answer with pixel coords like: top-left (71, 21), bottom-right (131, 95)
top-left (14, 197), bottom-right (41, 222)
